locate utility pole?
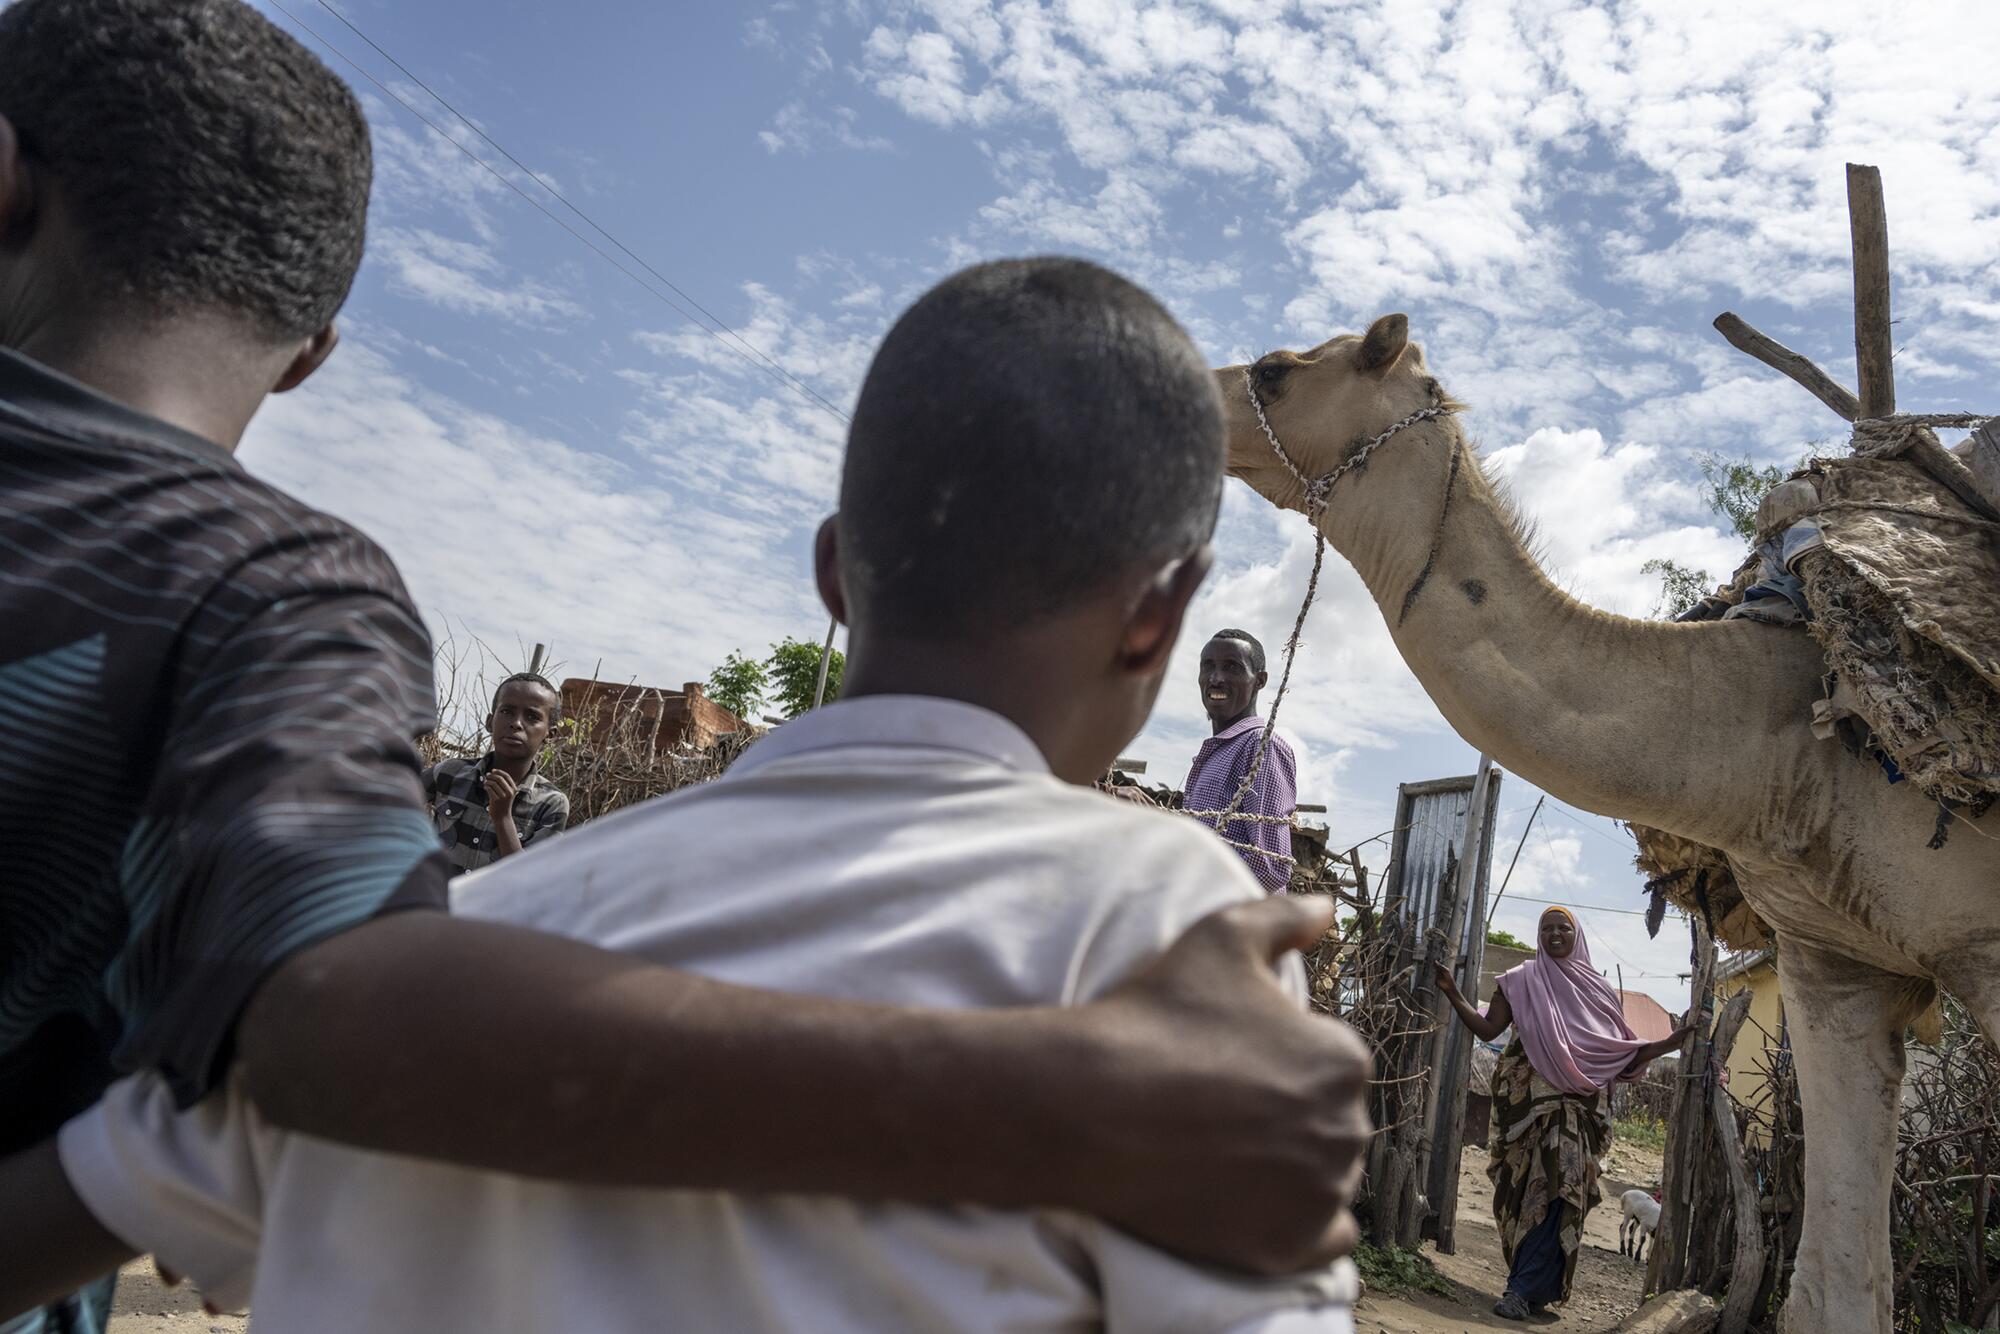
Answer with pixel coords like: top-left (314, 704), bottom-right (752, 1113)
top-left (810, 615), bottom-right (837, 711)
top-left (1486, 793), bottom-right (1544, 931)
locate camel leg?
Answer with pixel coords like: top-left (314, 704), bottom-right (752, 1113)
top-left (1778, 938), bottom-right (1927, 1334)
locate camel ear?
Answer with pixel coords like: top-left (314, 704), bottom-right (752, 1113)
top-left (1357, 313), bottom-right (1409, 374)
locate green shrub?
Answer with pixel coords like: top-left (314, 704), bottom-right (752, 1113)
top-left (1353, 1242), bottom-right (1455, 1297)
top-left (1614, 1114), bottom-right (1668, 1152)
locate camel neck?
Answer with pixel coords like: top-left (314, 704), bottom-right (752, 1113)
top-left (1318, 419), bottom-right (1823, 847)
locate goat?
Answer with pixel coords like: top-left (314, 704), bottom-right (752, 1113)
top-left (1619, 1188), bottom-right (1662, 1263)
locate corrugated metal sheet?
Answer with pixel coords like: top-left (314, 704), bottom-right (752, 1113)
top-left (1384, 774), bottom-right (1501, 945)
top-left (1401, 783), bottom-right (1472, 932)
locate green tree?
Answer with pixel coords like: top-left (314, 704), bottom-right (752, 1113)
top-left (1645, 448), bottom-right (1816, 618)
top-left (767, 636), bottom-right (845, 718)
top-left (1486, 927), bottom-right (1531, 952)
top-left (705, 650), bottom-right (769, 720)
top-left (1640, 557), bottom-right (1716, 620)
top-left (1696, 451), bottom-right (1790, 540)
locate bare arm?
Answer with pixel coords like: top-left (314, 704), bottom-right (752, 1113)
top-left (1623, 1026), bottom-right (1696, 1075)
top-left (1433, 963), bottom-right (1511, 1043)
top-left (238, 895), bottom-right (1370, 1275)
top-left (0, 1140), bottom-right (135, 1319)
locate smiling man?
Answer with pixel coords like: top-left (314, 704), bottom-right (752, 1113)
top-left (1184, 630), bottom-right (1298, 893)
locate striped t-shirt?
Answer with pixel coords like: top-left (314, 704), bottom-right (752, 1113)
top-left (0, 348), bottom-right (448, 1155)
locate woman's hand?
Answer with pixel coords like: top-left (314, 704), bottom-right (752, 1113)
top-left (1432, 962), bottom-right (1457, 997)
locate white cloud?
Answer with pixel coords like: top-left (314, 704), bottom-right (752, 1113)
top-left (374, 227), bottom-right (586, 325)
top-left (1483, 426), bottom-right (1746, 614)
top-left (758, 101), bottom-right (896, 154)
top-left (240, 338), bottom-right (829, 693)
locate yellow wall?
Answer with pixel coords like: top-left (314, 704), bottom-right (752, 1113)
top-left (1716, 954), bottom-right (1785, 1144)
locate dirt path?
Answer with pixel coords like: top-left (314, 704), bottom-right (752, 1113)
top-left (104, 1259), bottom-right (244, 1334)
top-left (106, 1138), bottom-right (1666, 1332)
top-left (1355, 1137), bottom-right (1665, 1333)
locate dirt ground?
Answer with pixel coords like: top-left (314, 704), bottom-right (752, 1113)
top-left (106, 1138), bottom-right (1666, 1332)
top-left (104, 1258), bottom-right (244, 1333)
top-left (1355, 1137), bottom-right (1667, 1333)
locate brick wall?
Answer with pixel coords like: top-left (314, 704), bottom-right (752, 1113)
top-left (559, 677), bottom-right (750, 753)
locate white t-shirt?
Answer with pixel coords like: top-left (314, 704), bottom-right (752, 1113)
top-left (62, 696), bottom-right (1357, 1333)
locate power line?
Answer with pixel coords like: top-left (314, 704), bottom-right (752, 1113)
top-left (267, 0), bottom-right (852, 429)
top-left (1490, 898), bottom-right (1658, 920)
top-left (1542, 797), bottom-right (1642, 851)
top-left (1485, 793), bottom-right (1543, 931)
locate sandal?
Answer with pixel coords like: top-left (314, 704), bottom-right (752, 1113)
top-left (1493, 1291), bottom-right (1532, 1321)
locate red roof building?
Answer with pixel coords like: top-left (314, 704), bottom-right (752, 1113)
top-left (1617, 989), bottom-right (1677, 1042)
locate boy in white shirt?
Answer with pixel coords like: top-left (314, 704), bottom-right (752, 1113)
top-left (30, 258), bottom-right (1360, 1331)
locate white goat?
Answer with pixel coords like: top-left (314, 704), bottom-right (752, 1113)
top-left (1620, 1188), bottom-right (1661, 1263)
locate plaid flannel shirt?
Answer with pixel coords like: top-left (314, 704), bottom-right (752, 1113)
top-left (425, 754), bottom-right (569, 876)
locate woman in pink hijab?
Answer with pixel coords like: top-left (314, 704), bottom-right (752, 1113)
top-left (1437, 906), bottom-right (1690, 1321)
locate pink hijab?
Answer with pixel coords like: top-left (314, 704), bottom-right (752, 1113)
top-left (1496, 907), bottom-right (1652, 1095)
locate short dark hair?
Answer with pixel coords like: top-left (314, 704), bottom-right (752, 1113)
top-left (0, 0), bottom-right (372, 339)
top-left (839, 257), bottom-right (1224, 638)
top-left (492, 673), bottom-right (560, 718)
top-left (1209, 629), bottom-right (1266, 674)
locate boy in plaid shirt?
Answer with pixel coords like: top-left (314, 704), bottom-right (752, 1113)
top-left (426, 674), bottom-right (570, 875)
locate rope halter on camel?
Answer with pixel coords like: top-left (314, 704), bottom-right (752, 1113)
top-left (1206, 369), bottom-right (1459, 847)
top-left (1242, 366), bottom-right (1457, 516)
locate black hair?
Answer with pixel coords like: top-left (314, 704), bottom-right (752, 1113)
top-left (1208, 628), bottom-right (1267, 674)
top-left (492, 673), bottom-right (560, 718)
top-left (0, 0), bottom-right (372, 339)
top-left (839, 257), bottom-right (1224, 639)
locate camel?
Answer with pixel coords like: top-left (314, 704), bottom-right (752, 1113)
top-left (1213, 314), bottom-right (2000, 1334)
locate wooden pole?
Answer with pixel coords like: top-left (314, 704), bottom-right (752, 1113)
top-left (1650, 917), bottom-right (1719, 1293)
top-left (1421, 758), bottom-right (1496, 1251)
top-left (1486, 793), bottom-right (1543, 931)
top-left (1442, 758), bottom-right (1494, 983)
top-left (1847, 163), bottom-right (1896, 420)
top-left (1431, 768), bottom-right (1500, 1251)
top-left (529, 642), bottom-right (547, 677)
top-left (810, 615), bottom-right (838, 711)
top-left (1712, 313), bottom-right (1860, 422)
top-left (1706, 992), bottom-right (1764, 1334)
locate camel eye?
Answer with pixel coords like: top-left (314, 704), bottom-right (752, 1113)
top-left (1256, 362), bottom-right (1287, 385)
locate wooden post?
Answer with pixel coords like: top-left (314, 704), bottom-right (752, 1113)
top-left (1650, 917), bottom-right (1719, 1293)
top-left (1711, 314), bottom-right (1861, 422)
top-left (1847, 163), bottom-right (1896, 420)
top-left (1429, 761), bottom-right (1500, 1252)
top-left (1705, 992), bottom-right (1764, 1334)
top-left (529, 642), bottom-right (547, 677)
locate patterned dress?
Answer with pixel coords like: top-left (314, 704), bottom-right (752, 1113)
top-left (1487, 1037), bottom-right (1611, 1304)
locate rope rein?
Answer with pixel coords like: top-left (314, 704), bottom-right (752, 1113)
top-left (1205, 369), bottom-right (1459, 848)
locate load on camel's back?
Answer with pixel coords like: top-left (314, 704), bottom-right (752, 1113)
top-left (1633, 412), bottom-right (2000, 954)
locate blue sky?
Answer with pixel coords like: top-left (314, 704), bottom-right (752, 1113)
top-left (241, 0), bottom-right (2000, 1005)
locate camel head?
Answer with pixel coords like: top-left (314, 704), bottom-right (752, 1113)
top-left (1213, 313), bottom-right (1454, 515)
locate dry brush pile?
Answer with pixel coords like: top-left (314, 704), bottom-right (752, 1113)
top-left (1684, 1001), bottom-right (1999, 1330)
top-left (1290, 836), bottom-right (1442, 1230)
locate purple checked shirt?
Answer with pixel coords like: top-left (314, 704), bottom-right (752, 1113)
top-left (1182, 716), bottom-right (1298, 894)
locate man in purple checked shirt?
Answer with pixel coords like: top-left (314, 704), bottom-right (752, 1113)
top-left (1183, 629), bottom-right (1298, 893)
